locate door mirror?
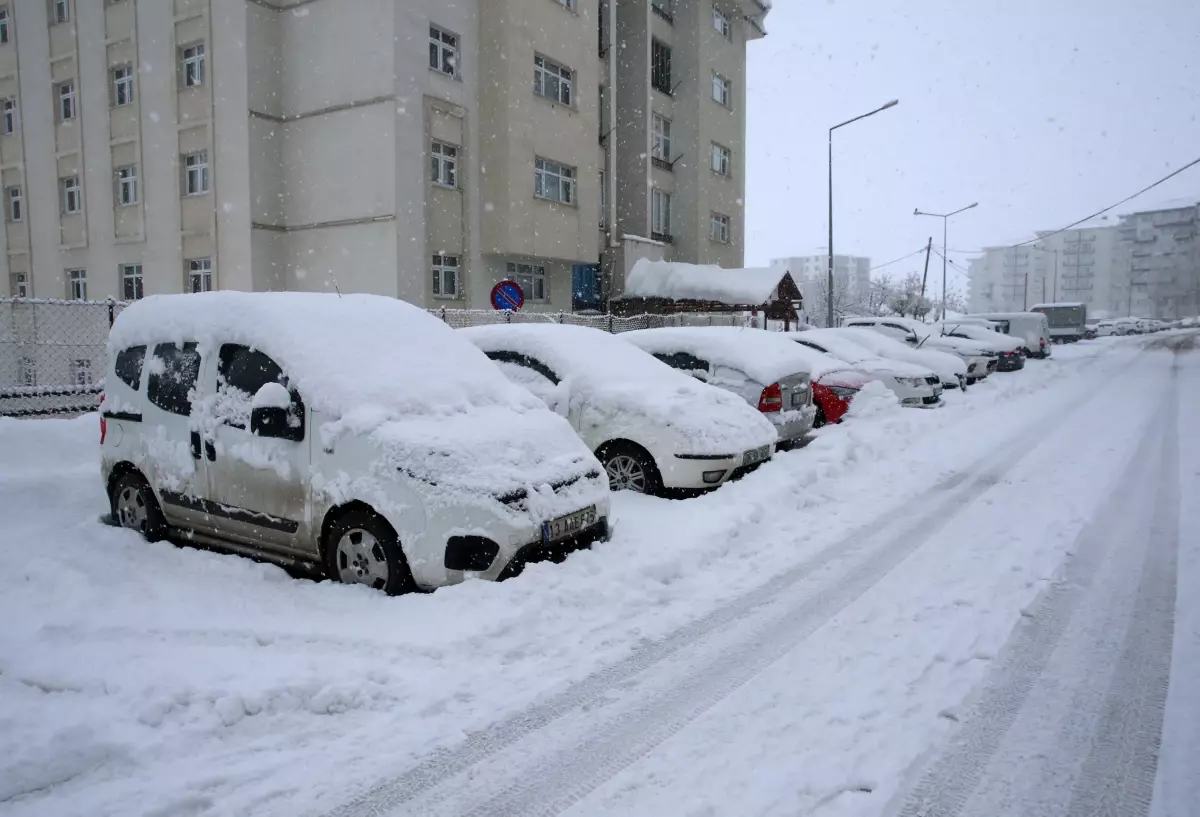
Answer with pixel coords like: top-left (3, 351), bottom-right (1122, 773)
top-left (250, 382), bottom-right (294, 438)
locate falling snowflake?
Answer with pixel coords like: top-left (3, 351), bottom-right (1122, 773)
top-left (148, 111), bottom-right (160, 123)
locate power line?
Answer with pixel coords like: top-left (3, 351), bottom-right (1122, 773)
top-left (941, 154), bottom-right (1200, 255)
top-left (868, 246), bottom-right (929, 273)
top-left (930, 248), bottom-right (972, 278)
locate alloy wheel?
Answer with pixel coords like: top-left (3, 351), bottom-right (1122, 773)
top-left (335, 528), bottom-right (391, 589)
top-left (605, 454), bottom-right (648, 493)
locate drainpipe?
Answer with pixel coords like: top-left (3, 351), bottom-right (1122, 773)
top-left (604, 0), bottom-right (619, 307)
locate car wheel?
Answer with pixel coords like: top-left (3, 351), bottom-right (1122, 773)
top-left (110, 472), bottom-right (168, 542)
top-left (813, 404), bottom-right (828, 428)
top-left (598, 443), bottom-right (662, 496)
top-left (324, 508), bottom-right (417, 595)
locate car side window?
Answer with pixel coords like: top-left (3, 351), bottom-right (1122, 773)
top-left (147, 342), bottom-right (202, 416)
top-left (114, 345), bottom-right (146, 390)
top-left (793, 339), bottom-right (825, 354)
top-left (484, 351), bottom-right (560, 384)
top-left (216, 343), bottom-right (305, 440)
top-left (652, 352), bottom-right (711, 380)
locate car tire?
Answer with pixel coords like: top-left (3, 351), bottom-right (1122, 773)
top-left (813, 405), bottom-right (828, 428)
top-left (597, 442), bottom-right (662, 496)
top-left (323, 508), bottom-right (417, 595)
top-left (110, 471), bottom-right (169, 542)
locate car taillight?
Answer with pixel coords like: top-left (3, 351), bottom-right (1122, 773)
top-left (99, 392), bottom-right (107, 444)
top-left (758, 383), bottom-right (783, 413)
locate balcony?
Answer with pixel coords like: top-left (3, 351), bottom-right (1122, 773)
top-left (652, 0), bottom-right (674, 23)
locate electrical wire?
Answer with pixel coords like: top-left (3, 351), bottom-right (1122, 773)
top-left (868, 246), bottom-right (930, 273)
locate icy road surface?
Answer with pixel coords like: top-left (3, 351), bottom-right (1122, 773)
top-left (0, 333), bottom-right (1196, 817)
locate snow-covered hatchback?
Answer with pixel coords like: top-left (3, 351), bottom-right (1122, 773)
top-left (101, 292), bottom-right (611, 594)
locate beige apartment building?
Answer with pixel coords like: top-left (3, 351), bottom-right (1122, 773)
top-left (0, 0), bottom-right (767, 311)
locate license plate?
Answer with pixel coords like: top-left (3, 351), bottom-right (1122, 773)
top-left (742, 445), bottom-right (770, 467)
top-left (790, 391), bottom-right (806, 407)
top-left (542, 505), bottom-right (597, 544)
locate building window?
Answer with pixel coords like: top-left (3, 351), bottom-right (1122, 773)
top-left (712, 6), bottom-right (731, 38)
top-left (57, 80), bottom-right (76, 121)
top-left (651, 0), bottom-right (673, 23)
top-left (6, 185), bottom-right (20, 221)
top-left (60, 175), bottom-right (82, 214)
top-left (0, 7), bottom-right (9, 45)
top-left (121, 263), bottom-right (143, 300)
top-left (507, 262), bottom-right (547, 301)
top-left (183, 151), bottom-right (208, 195)
top-left (116, 165), bottom-right (138, 205)
top-left (553, 0), bottom-right (575, 9)
top-left (710, 142), bottom-right (731, 176)
top-left (711, 72), bottom-right (731, 107)
top-left (430, 141), bottom-right (457, 188)
top-left (534, 55), bottom-right (573, 105)
top-left (534, 157), bottom-right (575, 204)
top-left (67, 268), bottom-right (87, 300)
top-left (651, 188), bottom-right (672, 241)
top-left (429, 24), bottom-right (458, 77)
top-left (188, 258), bottom-right (212, 292)
top-left (651, 39), bottom-right (672, 94)
top-left (2, 98), bottom-right (15, 135)
top-left (431, 254), bottom-right (459, 298)
top-left (599, 170), bottom-right (607, 228)
top-left (112, 64), bottom-right (134, 106)
top-left (10, 271), bottom-right (27, 297)
top-left (710, 212), bottom-right (730, 244)
top-left (73, 358), bottom-right (92, 386)
top-left (181, 43), bottom-right (205, 87)
top-left (19, 357), bottom-right (35, 387)
top-left (651, 113), bottom-right (672, 166)
top-left (53, 0), bottom-right (69, 24)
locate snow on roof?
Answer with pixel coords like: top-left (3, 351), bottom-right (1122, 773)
top-left (109, 292), bottom-right (541, 421)
top-left (459, 323), bottom-right (778, 453)
top-left (620, 326), bottom-right (826, 384)
top-left (622, 259), bottom-right (791, 306)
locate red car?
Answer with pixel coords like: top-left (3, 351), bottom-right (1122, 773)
top-left (811, 372), bottom-right (871, 427)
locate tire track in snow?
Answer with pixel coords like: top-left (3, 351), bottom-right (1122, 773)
top-left (894, 360), bottom-right (1180, 817)
top-left (327, 354), bottom-right (1148, 817)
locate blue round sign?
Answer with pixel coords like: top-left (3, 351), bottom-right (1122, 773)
top-left (491, 279), bottom-right (525, 311)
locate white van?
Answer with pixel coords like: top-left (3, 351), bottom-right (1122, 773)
top-left (101, 292), bottom-right (611, 594)
top-left (965, 312), bottom-right (1052, 358)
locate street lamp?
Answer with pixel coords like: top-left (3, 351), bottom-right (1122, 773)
top-left (827, 99), bottom-right (899, 328)
top-left (914, 201), bottom-right (978, 319)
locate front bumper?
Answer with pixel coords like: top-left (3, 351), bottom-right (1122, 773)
top-left (996, 352), bottom-right (1025, 371)
top-left (496, 517), bottom-right (611, 581)
top-left (665, 443), bottom-right (773, 489)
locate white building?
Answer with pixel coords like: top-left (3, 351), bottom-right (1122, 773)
top-left (967, 246), bottom-right (1037, 313)
top-left (0, 0), bottom-right (767, 312)
top-left (770, 252), bottom-right (870, 325)
top-left (1115, 202), bottom-right (1199, 319)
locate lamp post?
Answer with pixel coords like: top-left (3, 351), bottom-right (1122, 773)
top-left (914, 202), bottom-right (978, 319)
top-left (828, 99), bottom-right (898, 328)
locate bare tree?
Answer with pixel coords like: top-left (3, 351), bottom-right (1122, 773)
top-left (861, 272), bottom-right (894, 317)
top-left (887, 272), bottom-right (933, 319)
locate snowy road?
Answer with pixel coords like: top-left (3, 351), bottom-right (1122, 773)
top-left (1, 335), bottom-right (1196, 817)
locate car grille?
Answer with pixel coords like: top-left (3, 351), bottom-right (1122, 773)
top-left (496, 470), bottom-right (601, 508)
top-left (925, 375), bottom-right (939, 386)
top-left (922, 394), bottom-right (940, 405)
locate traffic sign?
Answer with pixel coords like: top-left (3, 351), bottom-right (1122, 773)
top-left (491, 280), bottom-right (525, 311)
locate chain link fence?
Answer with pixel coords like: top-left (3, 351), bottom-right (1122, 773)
top-left (0, 298), bottom-right (752, 418)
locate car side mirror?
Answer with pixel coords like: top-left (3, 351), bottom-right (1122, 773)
top-left (251, 382), bottom-right (292, 437)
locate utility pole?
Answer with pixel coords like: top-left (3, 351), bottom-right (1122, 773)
top-left (919, 236), bottom-right (933, 298)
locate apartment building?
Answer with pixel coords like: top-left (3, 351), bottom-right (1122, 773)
top-left (1031, 225), bottom-right (1121, 314)
top-left (769, 252), bottom-right (869, 325)
top-left (1115, 202), bottom-right (1199, 319)
top-left (966, 245), bottom-right (1037, 313)
top-left (0, 0), bottom-right (766, 313)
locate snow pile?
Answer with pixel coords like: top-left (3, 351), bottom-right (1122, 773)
top-left (787, 329), bottom-right (936, 378)
top-left (622, 259), bottom-right (788, 306)
top-left (843, 380), bottom-right (901, 419)
top-left (837, 327), bottom-right (968, 378)
top-left (460, 324), bottom-right (779, 454)
top-left (621, 326), bottom-right (820, 384)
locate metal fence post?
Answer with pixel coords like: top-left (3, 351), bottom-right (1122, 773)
top-left (107, 297), bottom-right (116, 328)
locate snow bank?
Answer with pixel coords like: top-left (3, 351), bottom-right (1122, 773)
top-left (460, 323), bottom-right (779, 453)
top-left (621, 326), bottom-right (820, 384)
top-left (787, 329), bottom-right (935, 378)
top-left (622, 259), bottom-right (788, 306)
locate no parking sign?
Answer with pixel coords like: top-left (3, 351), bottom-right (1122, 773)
top-left (490, 280), bottom-right (525, 311)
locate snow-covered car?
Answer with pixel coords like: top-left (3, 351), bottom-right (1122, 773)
top-left (786, 329), bottom-right (943, 407)
top-left (101, 292), bottom-right (612, 594)
top-left (936, 322), bottom-right (1026, 372)
top-left (966, 312), bottom-right (1052, 358)
top-left (460, 323), bottom-right (780, 495)
top-left (834, 327), bottom-right (969, 390)
top-left (842, 317), bottom-right (996, 384)
top-left (619, 327), bottom-right (818, 450)
top-left (761, 341), bottom-right (873, 427)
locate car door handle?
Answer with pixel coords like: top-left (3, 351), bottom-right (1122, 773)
top-left (190, 431), bottom-right (202, 460)
top-left (204, 441), bottom-right (216, 461)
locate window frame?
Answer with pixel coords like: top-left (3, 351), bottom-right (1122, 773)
top-left (10, 271), bottom-right (27, 297)
top-left (651, 39), bottom-right (672, 94)
top-left (0, 6), bottom-right (9, 45)
top-left (57, 80), bottom-right (76, 121)
top-left (430, 141), bottom-right (458, 188)
top-left (534, 156), bottom-right (576, 205)
top-left (52, 0), bottom-right (69, 25)
top-left (533, 54), bottom-right (573, 106)
top-left (181, 43), bottom-right (205, 88)
top-left (710, 142), bottom-right (731, 176)
top-left (188, 258), bottom-right (213, 293)
top-left (651, 188), bottom-right (672, 241)
top-left (712, 5), bottom-right (731, 38)
top-left (1, 97), bottom-right (14, 135)
top-left (711, 72), bottom-right (731, 107)
top-left (183, 150), bottom-right (209, 196)
top-left (429, 24), bottom-right (459, 78)
top-left (18, 356), bottom-right (36, 387)
top-left (147, 341), bottom-right (202, 417)
top-left (710, 212), bottom-right (731, 244)
top-left (431, 253), bottom-right (460, 298)
top-left (73, 358), bottom-right (93, 386)
top-left (506, 261), bottom-right (548, 302)
top-left (216, 343), bottom-right (305, 441)
top-left (113, 345), bottom-right (146, 391)
top-left (116, 164), bottom-right (138, 206)
top-left (6, 185), bottom-right (21, 222)
top-left (112, 64), bottom-right (134, 107)
top-left (121, 263), bottom-right (143, 300)
top-left (651, 113), bottom-right (672, 164)
top-left (60, 175), bottom-right (82, 214)
top-left (66, 268), bottom-right (87, 300)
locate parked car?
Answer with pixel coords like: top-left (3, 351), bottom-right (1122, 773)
top-left (966, 312), bottom-right (1052, 358)
top-left (786, 329), bottom-right (943, 407)
top-left (619, 327), bottom-right (818, 450)
top-left (935, 322), bottom-right (1026, 371)
top-left (101, 292), bottom-right (612, 595)
top-left (841, 317), bottom-right (996, 384)
top-left (833, 327), bottom-right (969, 390)
top-left (460, 323), bottom-right (780, 495)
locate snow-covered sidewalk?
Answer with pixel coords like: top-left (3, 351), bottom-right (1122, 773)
top-left (0, 339), bottom-right (1177, 817)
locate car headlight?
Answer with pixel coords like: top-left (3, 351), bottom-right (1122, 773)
top-left (827, 385), bottom-right (859, 398)
top-left (900, 377), bottom-right (925, 387)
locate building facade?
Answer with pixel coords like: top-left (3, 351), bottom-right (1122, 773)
top-left (1115, 203), bottom-right (1199, 319)
top-left (770, 252), bottom-right (870, 325)
top-left (0, 0), bottom-right (766, 311)
top-left (966, 246), bottom-right (1037, 313)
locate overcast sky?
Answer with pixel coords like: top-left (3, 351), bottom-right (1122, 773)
top-left (744, 0), bottom-right (1200, 290)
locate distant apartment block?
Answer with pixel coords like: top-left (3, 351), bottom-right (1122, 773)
top-left (0, 0), bottom-right (769, 313)
top-left (770, 253), bottom-right (870, 325)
